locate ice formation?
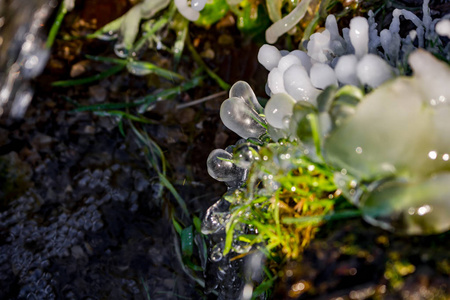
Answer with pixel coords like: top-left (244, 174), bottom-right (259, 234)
top-left (325, 50), bottom-right (450, 234)
top-left (206, 0), bottom-right (450, 241)
top-left (175, 0), bottom-right (208, 21)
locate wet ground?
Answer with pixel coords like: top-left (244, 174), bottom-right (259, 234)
top-left (1, 0), bottom-right (450, 299)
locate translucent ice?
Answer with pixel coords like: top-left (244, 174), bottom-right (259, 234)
top-left (207, 149), bottom-right (246, 183)
top-left (307, 30), bottom-right (331, 63)
top-left (290, 50), bottom-right (312, 72)
top-left (174, 0), bottom-right (200, 21)
top-left (220, 97), bottom-right (267, 139)
top-left (264, 93), bottom-right (296, 129)
top-left (349, 17), bottom-right (369, 59)
top-left (310, 63), bottom-right (338, 89)
top-left (335, 55), bottom-right (359, 86)
top-left (191, 0), bottom-right (207, 11)
top-left (283, 65), bottom-right (319, 104)
top-left (258, 44), bottom-right (282, 71)
top-left (277, 54), bottom-right (303, 73)
top-left (267, 68), bottom-right (286, 94)
top-left (229, 81), bottom-right (263, 114)
top-left (356, 54), bottom-right (393, 88)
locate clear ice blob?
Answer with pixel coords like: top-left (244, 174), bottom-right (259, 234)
top-left (264, 93), bottom-right (296, 129)
top-left (220, 97), bottom-right (267, 139)
top-left (310, 63), bottom-right (338, 89)
top-left (229, 81), bottom-right (263, 114)
top-left (257, 44), bottom-right (282, 71)
top-left (356, 54), bottom-right (393, 88)
top-left (335, 55), bottom-right (359, 86)
top-left (349, 17), bottom-right (369, 59)
top-left (201, 198), bottom-right (231, 235)
top-left (207, 149), bottom-right (246, 183)
top-left (267, 67), bottom-right (286, 94)
top-left (283, 65), bottom-right (319, 104)
top-left (233, 143), bottom-right (260, 169)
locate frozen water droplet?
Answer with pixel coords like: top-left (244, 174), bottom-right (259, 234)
top-left (310, 63), bottom-right (338, 89)
top-left (234, 143), bottom-right (260, 169)
top-left (207, 149), bottom-right (245, 183)
top-left (114, 43), bottom-right (129, 58)
top-left (126, 61), bottom-right (151, 76)
top-left (258, 44), bottom-right (282, 71)
top-left (191, 0), bottom-right (206, 11)
top-left (267, 67), bottom-right (286, 95)
top-left (229, 81), bottom-right (263, 114)
top-left (284, 65), bottom-right (319, 104)
top-left (277, 54), bottom-right (303, 73)
top-left (220, 97), bottom-right (267, 139)
top-left (264, 93), bottom-right (296, 129)
top-left (349, 17), bottom-right (369, 59)
top-left (202, 198), bottom-right (231, 234)
top-left (335, 55), bottom-right (359, 86)
top-left (211, 244), bottom-right (223, 262)
top-left (356, 54), bottom-right (393, 88)
top-left (98, 31), bottom-right (119, 41)
top-left (290, 50), bottom-right (312, 72)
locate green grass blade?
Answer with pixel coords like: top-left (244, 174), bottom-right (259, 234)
top-left (52, 64), bottom-right (125, 87)
top-left (181, 225), bottom-right (194, 257)
top-left (282, 209), bottom-right (362, 225)
top-left (126, 60), bottom-right (184, 81)
top-left (159, 173), bottom-right (190, 217)
top-left (85, 15), bottom-right (124, 39)
top-left (186, 34), bottom-right (230, 90)
top-left (46, 1), bottom-right (69, 49)
top-left (93, 110), bottom-right (155, 124)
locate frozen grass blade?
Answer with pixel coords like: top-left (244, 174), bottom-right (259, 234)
top-left (133, 18), bottom-right (170, 53)
top-left (85, 16), bottom-right (124, 40)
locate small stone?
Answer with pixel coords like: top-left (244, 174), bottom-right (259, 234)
top-left (88, 85), bottom-right (107, 102)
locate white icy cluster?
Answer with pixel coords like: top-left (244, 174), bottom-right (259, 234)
top-left (258, 0), bottom-right (449, 135)
top-left (175, 0), bottom-right (208, 21)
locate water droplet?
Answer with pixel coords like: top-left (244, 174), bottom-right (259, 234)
top-left (114, 43), bottom-right (129, 58)
top-left (210, 245), bottom-right (223, 262)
